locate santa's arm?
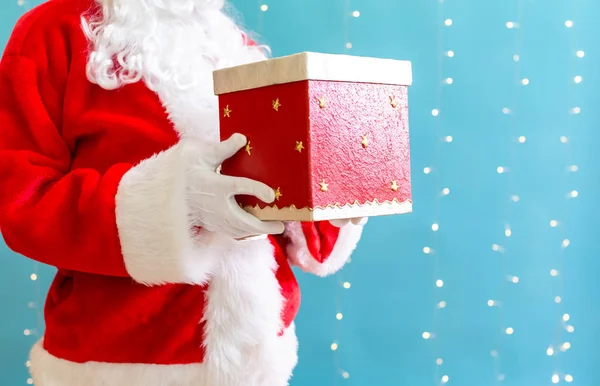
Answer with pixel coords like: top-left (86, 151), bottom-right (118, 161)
top-left (0, 55), bottom-right (219, 285)
top-left (275, 221), bottom-right (365, 277)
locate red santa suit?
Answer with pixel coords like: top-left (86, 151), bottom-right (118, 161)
top-left (0, 0), bottom-right (364, 385)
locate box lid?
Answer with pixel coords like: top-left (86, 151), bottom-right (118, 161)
top-left (213, 52), bottom-right (413, 95)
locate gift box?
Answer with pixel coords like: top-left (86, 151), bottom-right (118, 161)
top-left (213, 52), bottom-right (413, 221)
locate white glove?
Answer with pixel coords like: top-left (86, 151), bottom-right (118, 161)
top-left (330, 217), bottom-right (368, 227)
top-left (182, 133), bottom-right (284, 240)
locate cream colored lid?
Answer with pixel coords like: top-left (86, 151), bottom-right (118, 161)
top-left (213, 51), bottom-right (413, 95)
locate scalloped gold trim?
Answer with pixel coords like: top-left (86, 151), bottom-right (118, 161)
top-left (243, 198), bottom-right (412, 221)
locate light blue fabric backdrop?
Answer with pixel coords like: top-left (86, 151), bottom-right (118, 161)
top-left (1, 1), bottom-right (598, 385)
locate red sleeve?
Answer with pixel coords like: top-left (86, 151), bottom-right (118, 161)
top-left (0, 52), bottom-right (224, 285)
top-left (0, 55), bottom-right (132, 276)
top-left (274, 221), bottom-right (364, 277)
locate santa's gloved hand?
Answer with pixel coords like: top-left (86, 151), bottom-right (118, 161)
top-left (182, 133), bottom-right (284, 240)
top-left (330, 217), bottom-right (368, 227)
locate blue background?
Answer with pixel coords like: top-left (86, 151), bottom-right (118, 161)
top-left (1, 0), bottom-right (598, 385)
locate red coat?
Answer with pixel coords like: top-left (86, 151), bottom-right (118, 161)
top-left (0, 1), bottom-right (364, 385)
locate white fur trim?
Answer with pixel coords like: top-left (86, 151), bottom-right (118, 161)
top-left (201, 238), bottom-right (294, 385)
top-left (115, 143), bottom-right (219, 285)
top-left (29, 324), bottom-right (297, 386)
top-left (283, 222), bottom-right (364, 277)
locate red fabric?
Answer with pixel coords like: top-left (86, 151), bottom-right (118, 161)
top-left (0, 0), bottom-right (205, 365)
top-left (272, 221), bottom-right (341, 265)
top-left (0, 0), bottom-right (341, 366)
top-left (300, 221), bottom-right (341, 263)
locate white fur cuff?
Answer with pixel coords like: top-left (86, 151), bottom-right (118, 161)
top-left (284, 222), bottom-right (364, 277)
top-left (115, 143), bottom-right (218, 285)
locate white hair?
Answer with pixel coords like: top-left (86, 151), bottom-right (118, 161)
top-left (82, 0), bottom-right (268, 142)
top-left (82, 0), bottom-right (268, 91)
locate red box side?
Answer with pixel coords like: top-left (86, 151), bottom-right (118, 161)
top-left (308, 81), bottom-right (411, 209)
top-left (219, 81), bottom-right (311, 210)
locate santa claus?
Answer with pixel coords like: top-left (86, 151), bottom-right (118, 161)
top-left (0, 0), bottom-right (366, 385)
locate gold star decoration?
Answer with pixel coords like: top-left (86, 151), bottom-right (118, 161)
top-left (295, 141), bottom-right (305, 153)
top-left (391, 180), bottom-right (399, 192)
top-left (389, 96), bottom-right (399, 108)
top-left (274, 187), bottom-right (282, 201)
top-left (245, 141), bottom-right (253, 155)
top-left (361, 135), bottom-right (369, 148)
top-left (223, 105), bottom-right (232, 117)
top-left (319, 179), bottom-right (329, 192)
top-left (317, 96), bottom-right (327, 109)
top-left (272, 98), bottom-right (281, 111)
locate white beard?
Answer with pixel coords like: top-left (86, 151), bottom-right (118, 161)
top-left (83, 0), bottom-right (268, 142)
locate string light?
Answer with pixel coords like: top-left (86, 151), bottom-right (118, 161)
top-left (260, 4), bottom-right (268, 12)
top-left (490, 5), bottom-right (528, 383)
top-left (566, 325), bottom-right (575, 333)
top-left (423, 4), bottom-right (454, 383)
top-left (565, 20), bottom-right (573, 28)
top-left (576, 50), bottom-right (584, 58)
top-left (329, 2), bottom-right (354, 379)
